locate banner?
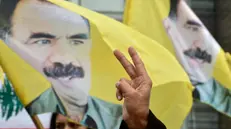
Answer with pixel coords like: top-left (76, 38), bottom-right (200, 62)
top-left (124, 0), bottom-right (231, 118)
top-left (0, 0), bottom-right (192, 128)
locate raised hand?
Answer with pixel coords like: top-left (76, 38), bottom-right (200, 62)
top-left (114, 47), bottom-right (152, 129)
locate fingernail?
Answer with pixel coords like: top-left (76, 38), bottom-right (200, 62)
top-left (116, 82), bottom-right (120, 88)
top-left (129, 46), bottom-right (134, 50)
top-left (117, 95), bottom-right (122, 100)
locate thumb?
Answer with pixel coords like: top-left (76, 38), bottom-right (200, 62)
top-left (116, 79), bottom-right (134, 96)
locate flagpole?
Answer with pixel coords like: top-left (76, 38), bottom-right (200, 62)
top-left (31, 115), bottom-right (45, 129)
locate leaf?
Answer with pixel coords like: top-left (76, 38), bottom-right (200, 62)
top-left (15, 97), bottom-right (23, 116)
top-left (6, 103), bottom-right (14, 120)
top-left (0, 76), bottom-right (24, 120)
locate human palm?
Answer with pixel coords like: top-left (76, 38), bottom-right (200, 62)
top-left (114, 47), bottom-right (152, 129)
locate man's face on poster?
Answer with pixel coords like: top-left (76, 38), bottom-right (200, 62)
top-left (163, 1), bottom-right (214, 83)
top-left (7, 0), bottom-right (92, 105)
top-left (175, 1), bottom-right (213, 65)
top-left (176, 2), bottom-right (203, 47)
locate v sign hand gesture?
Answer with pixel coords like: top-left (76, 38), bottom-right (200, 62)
top-left (114, 47), bottom-right (153, 129)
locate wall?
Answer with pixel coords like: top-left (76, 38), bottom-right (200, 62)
top-left (215, 0), bottom-right (231, 128)
top-left (216, 0), bottom-right (231, 52)
top-left (67, 0), bottom-right (124, 20)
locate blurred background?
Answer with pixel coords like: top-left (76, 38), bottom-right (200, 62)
top-left (66, 0), bottom-right (231, 129)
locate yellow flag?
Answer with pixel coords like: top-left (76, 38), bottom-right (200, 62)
top-left (0, 66), bottom-right (4, 89)
top-left (225, 52), bottom-right (231, 70)
top-left (0, 0), bottom-right (192, 128)
top-left (124, 0), bottom-right (231, 89)
top-left (124, 0), bottom-right (231, 123)
top-left (124, 0), bottom-right (175, 56)
top-left (0, 41), bottom-right (51, 106)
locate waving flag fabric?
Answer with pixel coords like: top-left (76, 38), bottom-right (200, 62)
top-left (0, 66), bottom-right (4, 89)
top-left (124, 0), bottom-right (231, 119)
top-left (0, 0), bottom-right (192, 128)
top-left (0, 65), bottom-right (50, 129)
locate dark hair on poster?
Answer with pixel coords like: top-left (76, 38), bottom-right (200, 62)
top-left (169, 0), bottom-right (178, 19)
top-left (0, 0), bottom-right (18, 40)
top-left (50, 113), bottom-right (57, 129)
top-left (0, 0), bottom-right (90, 41)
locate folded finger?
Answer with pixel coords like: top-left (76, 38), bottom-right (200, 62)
top-left (116, 78), bottom-right (134, 95)
top-left (116, 88), bottom-right (123, 101)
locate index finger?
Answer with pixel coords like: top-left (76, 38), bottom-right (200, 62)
top-left (128, 47), bottom-right (148, 76)
top-left (114, 49), bottom-right (137, 79)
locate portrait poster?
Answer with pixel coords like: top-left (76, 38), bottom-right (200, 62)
top-left (164, 0), bottom-right (231, 117)
top-left (124, 0), bottom-right (231, 118)
top-left (0, 0), bottom-right (192, 129)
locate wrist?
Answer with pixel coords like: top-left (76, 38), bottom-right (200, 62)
top-left (126, 118), bottom-right (148, 129)
top-left (125, 109), bottom-right (149, 129)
